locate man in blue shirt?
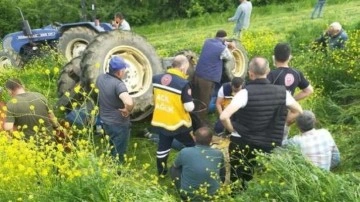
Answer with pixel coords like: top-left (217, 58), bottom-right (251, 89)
top-left (170, 127), bottom-right (225, 201)
top-left (315, 22), bottom-right (348, 50)
top-left (228, 0), bottom-right (253, 38)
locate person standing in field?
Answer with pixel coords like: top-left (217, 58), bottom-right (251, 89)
top-left (151, 55), bottom-right (196, 176)
top-left (228, 0), bottom-right (253, 38)
top-left (267, 43), bottom-right (314, 101)
top-left (267, 43), bottom-right (313, 140)
top-left (96, 56), bottom-right (134, 163)
top-left (311, 0), bottom-right (326, 19)
top-left (220, 57), bottom-right (303, 191)
top-left (192, 30), bottom-right (234, 120)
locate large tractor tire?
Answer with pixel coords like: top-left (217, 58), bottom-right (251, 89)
top-left (81, 30), bottom-right (163, 121)
top-left (56, 56), bottom-right (82, 108)
top-left (58, 27), bottom-right (97, 61)
top-left (223, 40), bottom-right (249, 82)
top-left (0, 50), bottom-right (22, 68)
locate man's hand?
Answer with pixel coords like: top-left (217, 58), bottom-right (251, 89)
top-left (119, 108), bottom-right (130, 117)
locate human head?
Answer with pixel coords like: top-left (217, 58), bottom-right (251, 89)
top-left (194, 127), bottom-right (214, 146)
top-left (109, 56), bottom-right (129, 76)
top-left (296, 110), bottom-right (316, 132)
top-left (274, 43), bottom-right (291, 63)
top-left (215, 30), bottom-right (227, 41)
top-left (328, 22), bottom-right (342, 36)
top-left (5, 78), bottom-right (24, 96)
top-left (231, 77), bottom-right (244, 93)
top-left (172, 55), bottom-right (190, 75)
top-left (5, 78), bottom-right (23, 91)
top-left (248, 57), bottom-right (270, 80)
top-left (114, 12), bottom-right (125, 24)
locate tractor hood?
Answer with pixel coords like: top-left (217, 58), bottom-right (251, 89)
top-left (2, 25), bottom-right (60, 53)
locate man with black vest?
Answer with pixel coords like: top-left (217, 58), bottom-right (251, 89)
top-left (192, 30), bottom-right (234, 120)
top-left (220, 57), bottom-right (303, 189)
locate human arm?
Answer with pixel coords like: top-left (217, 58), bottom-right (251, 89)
top-left (182, 84), bottom-right (195, 112)
top-left (294, 85), bottom-right (314, 101)
top-left (285, 91), bottom-right (303, 125)
top-left (215, 86), bottom-right (225, 114)
top-left (330, 144), bottom-right (340, 169)
top-left (48, 109), bottom-right (61, 128)
top-left (119, 92), bottom-right (134, 117)
top-left (220, 89), bottom-right (248, 132)
top-left (228, 6), bottom-right (242, 22)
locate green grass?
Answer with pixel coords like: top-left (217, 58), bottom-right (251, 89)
top-left (135, 0), bottom-right (360, 58)
top-left (0, 0), bottom-right (359, 201)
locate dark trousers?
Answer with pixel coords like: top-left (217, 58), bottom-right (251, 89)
top-left (157, 131), bottom-right (195, 175)
top-left (191, 75), bottom-right (215, 120)
top-left (229, 136), bottom-right (273, 187)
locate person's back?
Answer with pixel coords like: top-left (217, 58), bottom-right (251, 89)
top-left (177, 146), bottom-right (223, 197)
top-left (195, 38), bottom-right (226, 83)
top-left (284, 110), bottom-right (340, 171)
top-left (268, 43), bottom-right (313, 100)
top-left (96, 73), bottom-right (129, 125)
top-left (290, 129), bottom-right (337, 170)
top-left (6, 92), bottom-right (52, 136)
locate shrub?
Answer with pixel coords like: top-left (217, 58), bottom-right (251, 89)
top-left (292, 30), bottom-right (360, 98)
top-left (236, 147), bottom-right (360, 201)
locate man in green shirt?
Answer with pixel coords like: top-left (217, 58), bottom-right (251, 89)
top-left (3, 78), bottom-right (60, 139)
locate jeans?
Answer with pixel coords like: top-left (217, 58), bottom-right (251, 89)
top-left (103, 123), bottom-right (130, 163)
top-left (311, 1), bottom-right (326, 18)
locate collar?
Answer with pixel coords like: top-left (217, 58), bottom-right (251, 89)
top-left (247, 78), bottom-right (271, 85)
top-left (167, 68), bottom-right (188, 79)
top-left (302, 129), bottom-right (316, 136)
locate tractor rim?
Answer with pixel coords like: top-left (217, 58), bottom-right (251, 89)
top-left (66, 39), bottom-right (89, 61)
top-left (103, 46), bottom-right (153, 98)
top-left (232, 48), bottom-right (247, 77)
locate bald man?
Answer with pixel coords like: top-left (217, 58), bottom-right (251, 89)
top-left (315, 22), bottom-right (348, 50)
top-left (151, 55), bottom-right (196, 176)
top-left (220, 57), bottom-right (303, 190)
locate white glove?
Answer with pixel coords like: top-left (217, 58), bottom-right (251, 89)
top-left (230, 131), bottom-right (241, 137)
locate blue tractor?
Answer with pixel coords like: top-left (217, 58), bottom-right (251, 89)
top-left (0, 7), bottom-right (113, 68)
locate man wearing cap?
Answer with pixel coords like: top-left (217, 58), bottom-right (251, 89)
top-left (283, 110), bottom-right (340, 171)
top-left (151, 55), bottom-right (196, 176)
top-left (315, 22), bottom-right (348, 50)
top-left (96, 56), bottom-right (134, 163)
top-left (220, 57), bottom-right (303, 190)
top-left (192, 30), bottom-right (234, 120)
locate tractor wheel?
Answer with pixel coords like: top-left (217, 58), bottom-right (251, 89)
top-left (81, 30), bottom-right (162, 121)
top-left (56, 56), bottom-right (82, 108)
top-left (0, 50), bottom-right (22, 68)
top-left (58, 27), bottom-right (97, 61)
top-left (223, 40), bottom-right (249, 81)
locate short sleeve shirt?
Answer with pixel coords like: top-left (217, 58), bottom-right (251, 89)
top-left (267, 67), bottom-right (310, 95)
top-left (96, 73), bottom-right (130, 125)
top-left (174, 145), bottom-right (224, 196)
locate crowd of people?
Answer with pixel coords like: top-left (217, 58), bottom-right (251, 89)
top-left (0, 3), bottom-right (349, 201)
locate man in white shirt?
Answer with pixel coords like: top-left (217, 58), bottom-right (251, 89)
top-left (220, 57), bottom-right (302, 190)
top-left (112, 12), bottom-right (131, 31)
top-left (283, 110), bottom-right (340, 171)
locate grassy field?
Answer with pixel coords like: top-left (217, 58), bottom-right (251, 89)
top-left (134, 0), bottom-right (360, 58)
top-left (0, 0), bottom-right (359, 201)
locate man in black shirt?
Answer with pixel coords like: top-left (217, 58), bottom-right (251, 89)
top-left (267, 43), bottom-right (313, 101)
